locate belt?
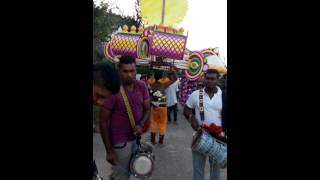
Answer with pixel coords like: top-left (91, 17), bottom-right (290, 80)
top-left (113, 142), bottom-right (127, 149)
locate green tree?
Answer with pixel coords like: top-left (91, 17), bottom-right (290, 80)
top-left (93, 1), bottom-right (142, 63)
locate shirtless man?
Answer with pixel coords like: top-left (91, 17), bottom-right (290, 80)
top-left (150, 69), bottom-right (177, 145)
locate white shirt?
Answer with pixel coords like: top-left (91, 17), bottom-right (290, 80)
top-left (165, 81), bottom-right (179, 107)
top-left (185, 87), bottom-right (223, 127)
top-left (136, 74), bottom-right (141, 80)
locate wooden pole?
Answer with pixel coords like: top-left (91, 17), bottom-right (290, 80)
top-left (161, 0), bottom-right (165, 24)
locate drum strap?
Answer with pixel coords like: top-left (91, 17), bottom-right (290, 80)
top-left (199, 88), bottom-right (205, 121)
top-left (120, 86), bottom-right (136, 130)
top-left (199, 88), bottom-right (227, 143)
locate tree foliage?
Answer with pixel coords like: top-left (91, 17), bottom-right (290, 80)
top-left (93, 1), bottom-right (142, 62)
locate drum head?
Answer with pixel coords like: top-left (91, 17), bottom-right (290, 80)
top-left (131, 154), bottom-right (153, 178)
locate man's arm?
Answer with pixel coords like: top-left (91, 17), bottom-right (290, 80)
top-left (136, 82), bottom-right (152, 134)
top-left (176, 91), bottom-right (179, 105)
top-left (183, 105), bottom-right (199, 131)
top-left (176, 83), bottom-right (179, 102)
top-left (136, 98), bottom-right (151, 135)
top-left (164, 72), bottom-right (178, 89)
top-left (99, 107), bottom-right (117, 165)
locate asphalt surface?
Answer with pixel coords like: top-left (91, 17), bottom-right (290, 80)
top-left (93, 104), bottom-right (227, 180)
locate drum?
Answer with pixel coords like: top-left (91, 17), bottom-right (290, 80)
top-left (191, 129), bottom-right (227, 168)
top-left (130, 142), bottom-right (155, 179)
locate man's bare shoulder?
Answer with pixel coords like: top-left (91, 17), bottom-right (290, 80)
top-left (151, 83), bottom-right (166, 92)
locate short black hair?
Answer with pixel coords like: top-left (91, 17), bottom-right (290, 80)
top-left (205, 69), bottom-right (220, 78)
top-left (93, 63), bottom-right (120, 94)
top-left (140, 75), bottom-right (146, 80)
top-left (118, 56), bottom-right (136, 69)
top-left (154, 70), bottom-right (163, 81)
top-left (197, 80), bottom-right (204, 87)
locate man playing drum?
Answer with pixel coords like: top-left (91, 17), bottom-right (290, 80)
top-left (183, 69), bottom-right (227, 180)
top-left (99, 56), bottom-right (151, 180)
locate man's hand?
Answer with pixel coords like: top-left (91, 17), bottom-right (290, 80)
top-left (134, 125), bottom-right (143, 136)
top-left (151, 101), bottom-right (159, 108)
top-left (107, 150), bottom-right (118, 165)
top-left (191, 118), bottom-right (199, 131)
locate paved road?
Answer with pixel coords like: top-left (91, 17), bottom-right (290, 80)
top-left (93, 104), bottom-right (227, 180)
